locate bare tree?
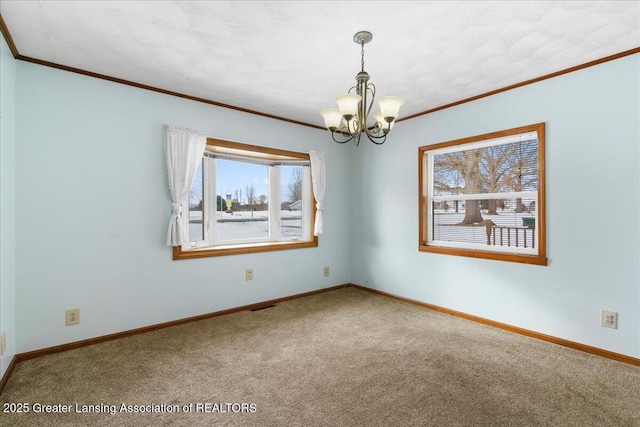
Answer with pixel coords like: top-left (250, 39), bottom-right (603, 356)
top-left (245, 184), bottom-right (256, 208)
top-left (233, 189), bottom-right (244, 208)
top-left (433, 139), bottom-right (538, 223)
top-left (288, 168), bottom-right (302, 203)
top-left (480, 144), bottom-right (517, 215)
top-left (503, 140), bottom-right (538, 213)
top-left (434, 149), bottom-right (484, 224)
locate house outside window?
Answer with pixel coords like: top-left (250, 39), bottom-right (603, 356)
top-left (419, 123), bottom-right (547, 265)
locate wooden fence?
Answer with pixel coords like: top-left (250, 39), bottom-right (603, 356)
top-left (485, 219), bottom-right (535, 249)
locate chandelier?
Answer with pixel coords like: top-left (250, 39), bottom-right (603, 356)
top-left (321, 31), bottom-right (404, 147)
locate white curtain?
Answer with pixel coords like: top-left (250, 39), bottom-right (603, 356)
top-left (309, 150), bottom-right (326, 236)
top-left (164, 124), bottom-right (207, 246)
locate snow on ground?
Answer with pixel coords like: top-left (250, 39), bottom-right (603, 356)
top-left (186, 209), bottom-right (536, 248)
top-left (188, 210), bottom-right (302, 241)
top-left (433, 210), bottom-right (536, 248)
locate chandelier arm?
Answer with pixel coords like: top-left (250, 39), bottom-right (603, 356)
top-left (364, 131), bottom-right (387, 145)
top-left (344, 116), bottom-right (357, 136)
top-left (356, 77), bottom-right (367, 139)
top-left (364, 123), bottom-right (383, 138)
top-left (363, 81), bottom-right (385, 139)
top-left (346, 84), bottom-right (361, 135)
top-left (330, 130), bottom-right (355, 145)
top-left (365, 83), bottom-right (376, 123)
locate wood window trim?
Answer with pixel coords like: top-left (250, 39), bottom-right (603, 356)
top-left (418, 123), bottom-right (547, 266)
top-left (205, 138), bottom-right (311, 160)
top-left (173, 239), bottom-right (318, 260)
top-left (173, 138), bottom-right (318, 260)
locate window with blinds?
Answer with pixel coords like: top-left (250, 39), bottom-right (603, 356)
top-left (419, 123), bottom-right (547, 265)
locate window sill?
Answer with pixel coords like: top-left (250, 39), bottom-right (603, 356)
top-left (419, 245), bottom-right (547, 266)
top-left (173, 238), bottom-right (318, 260)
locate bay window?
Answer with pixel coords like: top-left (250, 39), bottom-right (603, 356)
top-left (173, 139), bottom-right (317, 259)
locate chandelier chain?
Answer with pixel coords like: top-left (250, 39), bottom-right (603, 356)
top-left (361, 41), bottom-right (365, 72)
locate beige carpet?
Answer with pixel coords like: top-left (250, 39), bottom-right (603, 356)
top-left (1, 287), bottom-right (639, 427)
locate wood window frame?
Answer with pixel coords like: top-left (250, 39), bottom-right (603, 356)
top-left (173, 138), bottom-right (318, 260)
top-left (419, 123), bottom-right (547, 266)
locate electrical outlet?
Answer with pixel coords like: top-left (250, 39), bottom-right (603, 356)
top-left (246, 269), bottom-right (254, 281)
top-left (66, 308), bottom-right (80, 326)
top-left (600, 310), bottom-right (617, 329)
top-left (1, 331), bottom-right (6, 356)
top-left (324, 266), bottom-right (330, 277)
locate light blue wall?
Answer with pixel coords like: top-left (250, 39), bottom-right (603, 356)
top-left (0, 33), bottom-right (16, 378)
top-left (9, 47), bottom-right (640, 360)
top-left (351, 53), bottom-right (640, 358)
top-left (15, 62), bottom-right (353, 353)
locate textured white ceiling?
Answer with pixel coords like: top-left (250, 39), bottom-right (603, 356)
top-left (1, 1), bottom-right (638, 128)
